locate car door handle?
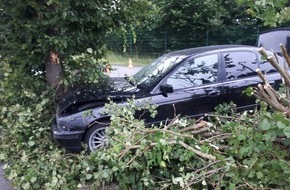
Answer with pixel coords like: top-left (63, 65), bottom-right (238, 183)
top-left (268, 81), bottom-right (275, 84)
top-left (208, 90), bottom-right (220, 96)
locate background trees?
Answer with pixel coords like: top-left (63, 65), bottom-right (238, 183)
top-left (237, 0), bottom-right (290, 26)
top-left (151, 0), bottom-right (258, 46)
top-left (106, 0), bottom-right (263, 57)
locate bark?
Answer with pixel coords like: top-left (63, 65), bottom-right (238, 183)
top-left (258, 47), bottom-right (290, 86)
top-left (45, 51), bottom-right (62, 87)
top-left (255, 47), bottom-right (290, 116)
top-left (280, 44), bottom-right (290, 68)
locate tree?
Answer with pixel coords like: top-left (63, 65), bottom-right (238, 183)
top-left (127, 0), bottom-right (261, 54)
top-left (237, 0), bottom-right (290, 26)
top-left (0, 0), bottom-right (151, 87)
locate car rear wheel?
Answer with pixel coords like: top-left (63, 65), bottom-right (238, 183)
top-left (84, 123), bottom-right (108, 152)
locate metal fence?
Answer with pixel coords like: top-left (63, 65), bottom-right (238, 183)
top-left (105, 27), bottom-right (260, 57)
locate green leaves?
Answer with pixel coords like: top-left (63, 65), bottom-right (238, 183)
top-left (0, 153), bottom-right (5, 161)
top-left (1, 58), bottom-right (290, 189)
top-left (258, 112), bottom-right (290, 141)
top-left (237, 0), bottom-right (290, 26)
top-left (223, 110), bottom-right (290, 189)
top-left (259, 118), bottom-right (271, 130)
top-left (0, 0), bottom-right (152, 86)
top-left (28, 141), bottom-right (35, 147)
top-left (283, 127), bottom-right (290, 138)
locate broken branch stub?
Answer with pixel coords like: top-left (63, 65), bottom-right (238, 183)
top-left (256, 46), bottom-right (290, 117)
top-left (258, 47), bottom-right (290, 86)
top-left (280, 44), bottom-right (290, 68)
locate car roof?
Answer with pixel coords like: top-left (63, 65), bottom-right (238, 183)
top-left (165, 45), bottom-right (256, 57)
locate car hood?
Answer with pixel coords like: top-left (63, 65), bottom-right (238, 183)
top-left (58, 77), bottom-right (141, 114)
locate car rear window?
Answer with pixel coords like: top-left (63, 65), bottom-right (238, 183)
top-left (223, 51), bottom-right (258, 80)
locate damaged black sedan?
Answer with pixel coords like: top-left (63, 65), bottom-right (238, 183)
top-left (52, 45), bottom-right (282, 152)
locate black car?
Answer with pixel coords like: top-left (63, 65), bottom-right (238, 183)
top-left (52, 45), bottom-right (282, 152)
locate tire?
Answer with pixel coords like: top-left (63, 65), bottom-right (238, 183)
top-left (84, 123), bottom-right (108, 152)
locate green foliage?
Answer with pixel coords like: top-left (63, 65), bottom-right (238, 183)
top-left (0, 0), bottom-right (152, 85)
top-left (106, 0), bottom-right (261, 58)
top-left (259, 112), bottom-right (290, 142)
top-left (89, 99), bottom-right (226, 189)
top-left (146, 0), bottom-right (259, 47)
top-left (0, 62), bottom-right (104, 189)
top-left (237, 0), bottom-right (290, 26)
top-left (1, 67), bottom-right (290, 190)
top-left (222, 110), bottom-right (290, 189)
top-left (0, 2), bottom-right (154, 188)
top-left (91, 100), bottom-right (289, 189)
top-left (62, 52), bottom-right (109, 86)
top-left (5, 1), bottom-right (289, 190)
top-left (214, 101), bottom-right (237, 115)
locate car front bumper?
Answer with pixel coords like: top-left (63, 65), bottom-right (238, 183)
top-left (51, 122), bottom-right (85, 152)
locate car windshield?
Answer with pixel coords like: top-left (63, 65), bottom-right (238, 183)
top-left (132, 55), bottom-right (186, 89)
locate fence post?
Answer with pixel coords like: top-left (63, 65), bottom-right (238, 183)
top-left (164, 30), bottom-right (167, 52)
top-left (256, 25), bottom-right (260, 46)
top-left (128, 29), bottom-right (133, 68)
top-left (129, 29), bottom-right (133, 56)
top-left (206, 30), bottom-right (209, 46)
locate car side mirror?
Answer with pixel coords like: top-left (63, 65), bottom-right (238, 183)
top-left (160, 84), bottom-right (173, 93)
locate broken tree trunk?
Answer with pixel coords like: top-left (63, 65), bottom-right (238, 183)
top-left (45, 51), bottom-right (62, 87)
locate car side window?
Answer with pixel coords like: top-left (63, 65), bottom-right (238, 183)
top-left (223, 51), bottom-right (258, 80)
top-left (259, 51), bottom-right (277, 74)
top-left (166, 54), bottom-right (218, 90)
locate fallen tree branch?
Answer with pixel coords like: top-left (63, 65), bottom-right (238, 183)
top-left (125, 146), bottom-right (150, 167)
top-left (193, 160), bottom-right (223, 173)
top-left (256, 69), bottom-right (267, 84)
top-left (183, 166), bottom-right (225, 188)
top-left (178, 141), bottom-right (216, 160)
top-left (119, 139), bottom-right (216, 161)
top-left (243, 178), bottom-right (257, 190)
top-left (145, 129), bottom-right (193, 138)
top-left (164, 114), bottom-right (181, 130)
top-left (200, 133), bottom-right (231, 143)
top-left (180, 121), bottom-right (208, 132)
top-left (191, 127), bottom-right (210, 135)
top-left (254, 68), bottom-right (289, 114)
top-left (205, 114), bottom-right (238, 120)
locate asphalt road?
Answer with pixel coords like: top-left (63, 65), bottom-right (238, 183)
top-left (0, 163), bottom-right (15, 190)
top-left (109, 65), bottom-right (142, 77)
top-left (0, 65), bottom-right (142, 190)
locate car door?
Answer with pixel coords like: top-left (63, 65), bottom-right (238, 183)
top-left (220, 50), bottom-right (261, 111)
top-left (148, 53), bottom-right (224, 123)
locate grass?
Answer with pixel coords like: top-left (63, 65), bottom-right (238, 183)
top-left (105, 51), bottom-right (156, 66)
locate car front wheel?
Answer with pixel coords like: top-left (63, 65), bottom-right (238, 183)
top-left (84, 123), bottom-right (108, 152)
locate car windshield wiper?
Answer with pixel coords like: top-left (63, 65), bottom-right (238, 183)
top-left (125, 75), bottom-right (137, 86)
